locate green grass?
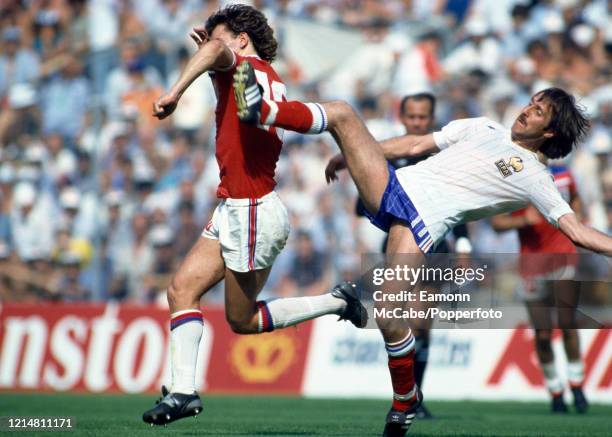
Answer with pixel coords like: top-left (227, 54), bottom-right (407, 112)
top-left (0, 393), bottom-right (610, 437)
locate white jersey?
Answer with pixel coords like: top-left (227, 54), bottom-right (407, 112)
top-left (395, 117), bottom-right (574, 246)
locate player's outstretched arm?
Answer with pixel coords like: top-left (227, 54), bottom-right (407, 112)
top-left (325, 133), bottom-right (439, 183)
top-left (379, 133), bottom-right (438, 159)
top-left (153, 37), bottom-right (234, 119)
top-left (558, 213), bottom-right (612, 255)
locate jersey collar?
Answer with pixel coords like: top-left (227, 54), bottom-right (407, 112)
top-left (505, 131), bottom-right (540, 161)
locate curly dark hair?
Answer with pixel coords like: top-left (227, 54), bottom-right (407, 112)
top-left (537, 87), bottom-right (590, 159)
top-left (205, 4), bottom-right (277, 63)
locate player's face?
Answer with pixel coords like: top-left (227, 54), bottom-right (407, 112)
top-left (210, 24), bottom-right (243, 52)
top-left (511, 93), bottom-right (555, 141)
top-left (400, 99), bottom-right (434, 135)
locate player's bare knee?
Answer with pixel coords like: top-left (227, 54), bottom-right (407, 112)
top-left (225, 312), bottom-right (258, 334)
top-left (324, 100), bottom-right (355, 128)
top-left (379, 325), bottom-right (412, 344)
top-left (167, 278), bottom-right (193, 309)
top-left (535, 329), bottom-right (552, 344)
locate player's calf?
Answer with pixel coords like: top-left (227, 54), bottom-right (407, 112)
top-left (225, 307), bottom-right (260, 334)
top-left (225, 282), bottom-right (367, 335)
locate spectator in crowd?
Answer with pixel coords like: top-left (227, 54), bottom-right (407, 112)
top-left (444, 18), bottom-right (502, 77)
top-left (275, 230), bottom-right (332, 297)
top-left (40, 54), bottom-right (90, 141)
top-left (391, 31), bottom-right (444, 99)
top-left (105, 39), bottom-right (162, 119)
top-left (0, 27), bottom-right (39, 99)
top-left (144, 224), bottom-right (177, 302)
top-left (174, 200), bottom-right (201, 258)
top-left (10, 182), bottom-right (56, 262)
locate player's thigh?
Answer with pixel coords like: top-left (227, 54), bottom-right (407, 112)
top-left (525, 298), bottom-right (553, 330)
top-left (224, 267), bottom-right (272, 324)
top-left (170, 236), bottom-right (225, 299)
top-left (554, 280), bottom-right (579, 328)
top-left (322, 101), bottom-right (389, 214)
top-left (377, 220), bottom-right (424, 341)
top-left (387, 220), bottom-right (423, 258)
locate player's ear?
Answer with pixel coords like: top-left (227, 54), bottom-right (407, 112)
top-left (238, 32), bottom-right (250, 50)
top-left (543, 130), bottom-right (555, 139)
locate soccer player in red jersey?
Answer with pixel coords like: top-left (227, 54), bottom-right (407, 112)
top-left (491, 165), bottom-right (588, 414)
top-left (142, 5), bottom-right (365, 426)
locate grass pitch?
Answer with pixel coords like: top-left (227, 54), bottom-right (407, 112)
top-left (1, 393), bottom-right (610, 436)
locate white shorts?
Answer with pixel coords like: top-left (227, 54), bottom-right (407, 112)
top-left (515, 265), bottom-right (577, 302)
top-left (202, 191), bottom-right (290, 272)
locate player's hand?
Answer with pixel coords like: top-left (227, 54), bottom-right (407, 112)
top-left (190, 27), bottom-right (209, 48)
top-left (325, 153), bottom-right (347, 183)
top-left (152, 92), bottom-right (179, 120)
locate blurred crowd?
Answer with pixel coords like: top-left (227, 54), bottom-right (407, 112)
top-left (0, 0), bottom-right (609, 303)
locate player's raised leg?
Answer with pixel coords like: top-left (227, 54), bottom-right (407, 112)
top-left (234, 61), bottom-right (388, 215)
top-left (142, 236), bottom-right (225, 426)
top-left (234, 60), bottom-right (328, 134)
top-left (224, 266), bottom-right (367, 334)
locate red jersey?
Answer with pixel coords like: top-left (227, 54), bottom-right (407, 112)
top-left (210, 52), bottom-right (286, 199)
top-left (512, 166), bottom-right (577, 254)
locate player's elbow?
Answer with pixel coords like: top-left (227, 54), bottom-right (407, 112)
top-left (202, 39), bottom-right (231, 64)
top-left (382, 144), bottom-right (402, 160)
top-left (204, 38), bottom-right (226, 56)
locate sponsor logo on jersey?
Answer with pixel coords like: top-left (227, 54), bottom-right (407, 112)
top-left (495, 156), bottom-right (524, 178)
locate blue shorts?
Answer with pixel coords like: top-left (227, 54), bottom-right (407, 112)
top-left (363, 165), bottom-right (434, 253)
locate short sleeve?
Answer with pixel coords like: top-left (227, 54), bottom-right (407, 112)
top-left (528, 175), bottom-right (574, 227)
top-left (432, 118), bottom-right (483, 150)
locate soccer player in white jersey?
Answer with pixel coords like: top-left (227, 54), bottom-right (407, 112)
top-left (233, 80), bottom-right (612, 437)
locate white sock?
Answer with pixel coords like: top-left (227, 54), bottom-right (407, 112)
top-left (385, 331), bottom-right (415, 357)
top-left (567, 360), bottom-right (584, 388)
top-left (257, 293), bottom-right (346, 331)
top-left (541, 361), bottom-right (563, 395)
top-left (169, 309), bottom-right (203, 394)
